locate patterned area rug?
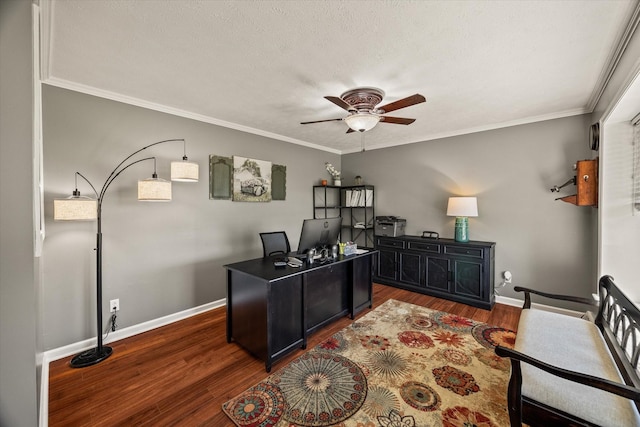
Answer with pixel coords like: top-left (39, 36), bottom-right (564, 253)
top-left (222, 299), bottom-right (516, 427)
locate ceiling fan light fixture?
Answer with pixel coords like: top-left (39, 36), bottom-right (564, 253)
top-left (344, 112), bottom-right (381, 132)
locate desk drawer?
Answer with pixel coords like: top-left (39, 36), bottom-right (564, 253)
top-left (407, 241), bottom-right (441, 253)
top-left (377, 237), bottom-right (405, 249)
top-left (444, 245), bottom-right (483, 258)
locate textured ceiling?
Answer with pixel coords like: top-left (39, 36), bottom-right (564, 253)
top-left (41, 0), bottom-right (637, 153)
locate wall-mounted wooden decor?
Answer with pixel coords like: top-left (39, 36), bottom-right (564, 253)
top-left (209, 155), bottom-right (233, 200)
top-left (271, 164), bottom-right (286, 200)
top-left (556, 158), bottom-right (598, 207)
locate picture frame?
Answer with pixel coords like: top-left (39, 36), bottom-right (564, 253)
top-left (209, 155), bottom-right (233, 200)
top-left (233, 156), bottom-right (272, 202)
top-left (271, 164), bottom-right (286, 200)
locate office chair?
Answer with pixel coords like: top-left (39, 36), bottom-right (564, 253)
top-left (259, 231), bottom-right (291, 257)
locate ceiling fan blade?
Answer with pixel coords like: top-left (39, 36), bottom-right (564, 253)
top-left (377, 94), bottom-right (426, 113)
top-left (380, 116), bottom-right (416, 125)
top-left (300, 118), bottom-right (344, 125)
top-left (346, 128), bottom-right (356, 134)
top-left (325, 96), bottom-right (353, 111)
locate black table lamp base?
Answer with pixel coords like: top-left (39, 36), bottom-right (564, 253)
top-left (70, 346), bottom-right (113, 368)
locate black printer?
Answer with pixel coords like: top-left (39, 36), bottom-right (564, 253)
top-left (374, 216), bottom-right (406, 237)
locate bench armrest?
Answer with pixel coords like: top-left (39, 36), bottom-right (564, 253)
top-left (495, 345), bottom-right (640, 401)
top-left (513, 286), bottom-right (596, 309)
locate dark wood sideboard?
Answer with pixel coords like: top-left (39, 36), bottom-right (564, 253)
top-left (225, 251), bottom-right (376, 372)
top-left (374, 235), bottom-right (495, 310)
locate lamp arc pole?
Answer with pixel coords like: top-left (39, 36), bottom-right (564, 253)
top-left (69, 138), bottom-right (189, 368)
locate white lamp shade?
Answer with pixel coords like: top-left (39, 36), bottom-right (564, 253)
top-left (446, 197), bottom-right (478, 217)
top-left (54, 196), bottom-right (97, 220)
top-left (138, 178), bottom-right (172, 201)
top-left (171, 161), bottom-right (199, 182)
top-left (344, 113), bottom-right (381, 132)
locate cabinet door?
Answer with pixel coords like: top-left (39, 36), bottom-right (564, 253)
top-left (352, 254), bottom-right (372, 314)
top-left (269, 276), bottom-right (304, 356)
top-left (452, 259), bottom-right (483, 300)
top-left (399, 252), bottom-right (422, 286)
top-left (377, 250), bottom-right (398, 281)
top-left (305, 263), bottom-right (348, 332)
top-left (425, 256), bottom-right (450, 291)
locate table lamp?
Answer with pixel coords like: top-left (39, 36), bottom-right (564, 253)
top-left (446, 197), bottom-right (478, 242)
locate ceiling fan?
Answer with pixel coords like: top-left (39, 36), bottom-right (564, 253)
top-left (301, 87), bottom-right (426, 133)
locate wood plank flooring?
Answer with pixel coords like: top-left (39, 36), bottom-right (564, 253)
top-left (48, 283), bottom-right (521, 426)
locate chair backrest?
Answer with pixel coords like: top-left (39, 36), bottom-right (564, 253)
top-left (259, 231), bottom-right (291, 257)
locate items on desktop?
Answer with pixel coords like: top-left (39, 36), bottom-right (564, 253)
top-left (287, 256), bottom-right (303, 267)
top-left (296, 217), bottom-right (342, 255)
top-left (275, 217), bottom-right (362, 267)
top-left (305, 244), bottom-right (340, 264)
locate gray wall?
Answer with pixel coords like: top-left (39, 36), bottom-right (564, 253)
top-left (0, 1), bottom-right (40, 426)
top-left (343, 115), bottom-right (596, 304)
top-left (42, 85), bottom-right (340, 349)
top-left (42, 86), bottom-right (597, 351)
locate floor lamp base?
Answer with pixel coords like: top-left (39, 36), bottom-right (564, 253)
top-left (70, 346), bottom-right (113, 368)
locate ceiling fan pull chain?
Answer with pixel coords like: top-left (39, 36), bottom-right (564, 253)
top-left (361, 132), bottom-right (366, 152)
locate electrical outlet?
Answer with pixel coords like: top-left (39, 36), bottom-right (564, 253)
top-left (110, 299), bottom-right (120, 312)
top-left (503, 271), bottom-right (512, 283)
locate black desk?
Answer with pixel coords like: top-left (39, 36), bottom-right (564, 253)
top-left (225, 251), bottom-right (376, 371)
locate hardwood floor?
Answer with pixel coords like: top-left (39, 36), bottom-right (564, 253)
top-left (48, 283), bottom-right (521, 426)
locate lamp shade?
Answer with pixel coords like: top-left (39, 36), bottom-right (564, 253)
top-left (54, 196), bottom-right (97, 220)
top-left (138, 177), bottom-right (172, 201)
top-left (344, 112), bottom-right (381, 132)
top-left (171, 160), bottom-right (199, 182)
top-left (446, 197), bottom-right (478, 217)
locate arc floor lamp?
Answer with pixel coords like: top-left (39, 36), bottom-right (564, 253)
top-left (54, 138), bottom-right (198, 368)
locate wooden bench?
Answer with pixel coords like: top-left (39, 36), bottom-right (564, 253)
top-left (495, 275), bottom-right (640, 426)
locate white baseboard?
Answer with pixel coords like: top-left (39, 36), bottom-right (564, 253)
top-left (494, 295), bottom-right (523, 308)
top-left (495, 295), bottom-right (585, 318)
top-left (39, 353), bottom-right (48, 427)
top-left (39, 298), bottom-right (226, 427)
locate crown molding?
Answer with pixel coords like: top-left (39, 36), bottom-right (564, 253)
top-left (38, 0), bottom-right (53, 82)
top-left (42, 77), bottom-right (342, 155)
top-left (341, 107), bottom-right (589, 154)
top-left (586, 1), bottom-right (640, 112)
